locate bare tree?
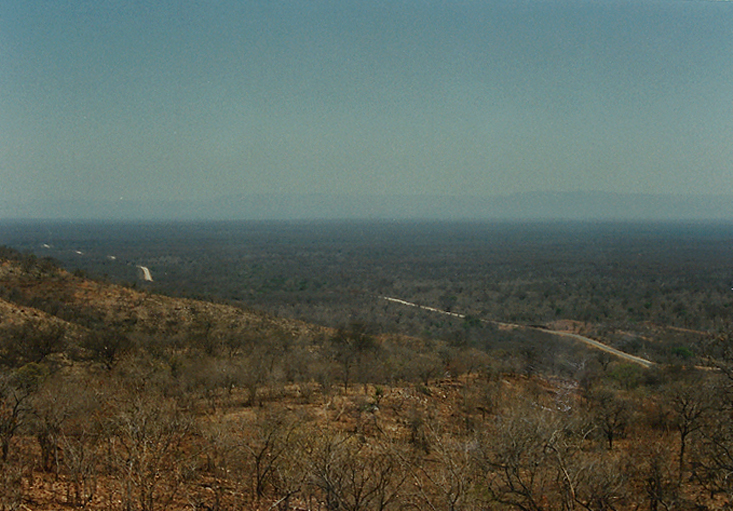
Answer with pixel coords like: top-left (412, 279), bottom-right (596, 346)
top-left (245, 409), bottom-right (300, 502)
top-left (666, 380), bottom-right (708, 485)
top-left (61, 427), bottom-right (101, 508)
top-left (406, 426), bottom-right (479, 511)
top-left (634, 441), bottom-right (679, 511)
top-left (29, 377), bottom-right (71, 473)
top-left (691, 335), bottom-right (733, 499)
top-left (108, 392), bottom-right (194, 511)
top-left (476, 403), bottom-right (563, 511)
top-left (304, 429), bottom-right (406, 511)
top-left (0, 365), bottom-right (44, 461)
top-left (588, 389), bottom-right (630, 450)
top-left (556, 447), bottom-right (629, 511)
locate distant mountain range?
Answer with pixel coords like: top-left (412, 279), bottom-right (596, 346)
top-left (4, 191), bottom-right (733, 221)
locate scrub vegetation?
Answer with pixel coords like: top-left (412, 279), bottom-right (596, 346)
top-left (1, 221), bottom-right (733, 510)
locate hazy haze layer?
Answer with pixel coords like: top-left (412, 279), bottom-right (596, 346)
top-left (2, 1), bottom-right (732, 219)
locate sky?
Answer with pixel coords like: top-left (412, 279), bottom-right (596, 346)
top-left (1, 0), bottom-right (732, 217)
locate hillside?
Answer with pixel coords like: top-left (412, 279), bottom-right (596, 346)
top-left (0, 252), bottom-right (327, 341)
top-left (1, 249), bottom-right (733, 510)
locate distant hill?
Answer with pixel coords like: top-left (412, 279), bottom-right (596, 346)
top-left (4, 191), bottom-right (733, 221)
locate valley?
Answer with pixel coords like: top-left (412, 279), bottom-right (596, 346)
top-left (0, 220), bottom-right (732, 510)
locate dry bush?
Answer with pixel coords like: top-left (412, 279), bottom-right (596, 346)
top-left (106, 391), bottom-right (196, 511)
top-left (302, 429), bottom-right (407, 511)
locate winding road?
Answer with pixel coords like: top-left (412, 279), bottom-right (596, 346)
top-left (380, 296), bottom-right (654, 368)
top-left (137, 265), bottom-right (154, 282)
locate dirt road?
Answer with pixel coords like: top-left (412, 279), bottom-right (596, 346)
top-left (380, 296), bottom-right (654, 368)
top-left (137, 265), bottom-right (153, 282)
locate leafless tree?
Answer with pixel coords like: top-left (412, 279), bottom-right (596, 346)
top-left (588, 389), bottom-right (630, 450)
top-left (108, 392), bottom-right (194, 511)
top-left (476, 403), bottom-right (564, 511)
top-left (0, 365), bottom-right (44, 461)
top-left (245, 409), bottom-right (300, 502)
top-left (406, 426), bottom-right (479, 511)
top-left (667, 380), bottom-right (708, 484)
top-left (304, 429), bottom-right (406, 511)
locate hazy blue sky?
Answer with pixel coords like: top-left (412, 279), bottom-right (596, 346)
top-left (2, 0), bottom-right (732, 211)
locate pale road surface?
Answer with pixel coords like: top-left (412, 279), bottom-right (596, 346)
top-left (137, 266), bottom-right (153, 282)
top-left (380, 296), bottom-right (654, 368)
